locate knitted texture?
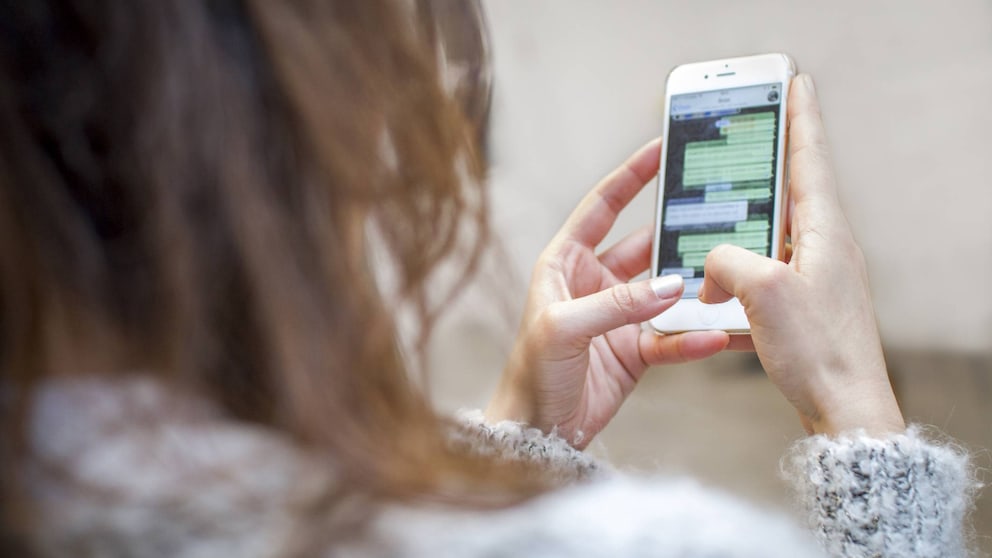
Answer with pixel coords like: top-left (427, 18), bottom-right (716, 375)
top-left (451, 409), bottom-right (605, 483)
top-left (785, 427), bottom-right (978, 558)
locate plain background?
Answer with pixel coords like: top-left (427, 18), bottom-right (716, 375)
top-left (429, 1), bottom-right (992, 553)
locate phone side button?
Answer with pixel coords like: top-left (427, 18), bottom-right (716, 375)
top-left (698, 305), bottom-right (720, 326)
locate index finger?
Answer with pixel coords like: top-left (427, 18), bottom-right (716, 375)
top-left (787, 74), bottom-right (841, 211)
top-left (559, 138), bottom-right (661, 247)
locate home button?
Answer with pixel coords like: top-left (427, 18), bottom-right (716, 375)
top-left (698, 305), bottom-right (720, 326)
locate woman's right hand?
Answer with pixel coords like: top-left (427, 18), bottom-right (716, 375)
top-left (699, 74), bottom-right (905, 438)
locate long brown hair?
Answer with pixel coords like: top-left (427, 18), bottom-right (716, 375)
top-left (0, 0), bottom-right (535, 552)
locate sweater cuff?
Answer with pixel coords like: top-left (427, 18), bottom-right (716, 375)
top-left (785, 426), bottom-right (978, 558)
top-left (449, 410), bottom-right (606, 484)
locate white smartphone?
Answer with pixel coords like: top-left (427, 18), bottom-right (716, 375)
top-left (650, 53), bottom-right (795, 333)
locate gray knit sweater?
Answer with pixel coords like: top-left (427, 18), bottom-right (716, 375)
top-left (26, 378), bottom-right (976, 557)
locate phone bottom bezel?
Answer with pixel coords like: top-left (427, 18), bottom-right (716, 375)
top-left (649, 297), bottom-right (750, 334)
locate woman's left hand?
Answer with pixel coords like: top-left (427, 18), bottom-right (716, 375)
top-left (486, 140), bottom-right (730, 448)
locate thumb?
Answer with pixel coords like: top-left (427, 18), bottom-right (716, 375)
top-left (549, 274), bottom-right (684, 342)
top-left (699, 244), bottom-right (786, 305)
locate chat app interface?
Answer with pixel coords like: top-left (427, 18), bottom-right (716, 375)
top-left (658, 82), bottom-right (782, 299)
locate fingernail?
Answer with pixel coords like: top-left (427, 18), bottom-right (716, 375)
top-left (802, 74), bottom-right (816, 95)
top-left (650, 274), bottom-right (683, 299)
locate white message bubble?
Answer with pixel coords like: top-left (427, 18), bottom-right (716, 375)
top-left (683, 278), bottom-right (704, 298)
top-left (660, 267), bottom-right (696, 278)
top-left (664, 201), bottom-right (747, 228)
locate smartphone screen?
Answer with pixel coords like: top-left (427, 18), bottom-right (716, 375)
top-left (657, 82), bottom-right (783, 299)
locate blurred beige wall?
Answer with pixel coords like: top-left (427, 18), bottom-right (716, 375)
top-left (476, 0), bottom-right (992, 355)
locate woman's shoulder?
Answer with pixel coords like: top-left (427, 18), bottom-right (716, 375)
top-left (29, 376), bottom-right (314, 557)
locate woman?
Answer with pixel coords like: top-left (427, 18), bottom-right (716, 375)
top-left (0, 1), bottom-right (975, 557)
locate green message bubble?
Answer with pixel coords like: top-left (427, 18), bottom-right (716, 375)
top-left (726, 131), bottom-right (776, 145)
top-left (682, 247), bottom-right (765, 268)
top-left (722, 112), bottom-right (775, 122)
top-left (685, 151), bottom-right (774, 170)
top-left (677, 230), bottom-right (769, 254)
top-left (721, 122), bottom-right (776, 135)
top-left (681, 251), bottom-right (710, 268)
top-left (683, 163), bottom-right (772, 187)
top-left (735, 220), bottom-right (770, 232)
top-left (685, 142), bottom-right (773, 155)
top-left (682, 111), bottom-right (777, 188)
top-left (704, 188), bottom-right (772, 202)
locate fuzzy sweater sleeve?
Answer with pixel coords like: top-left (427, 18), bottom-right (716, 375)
top-left (449, 409), bottom-right (605, 483)
top-left (451, 412), bottom-right (978, 558)
top-left (785, 426), bottom-right (978, 558)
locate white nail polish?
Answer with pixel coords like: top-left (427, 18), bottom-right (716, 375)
top-left (650, 274), bottom-right (683, 299)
